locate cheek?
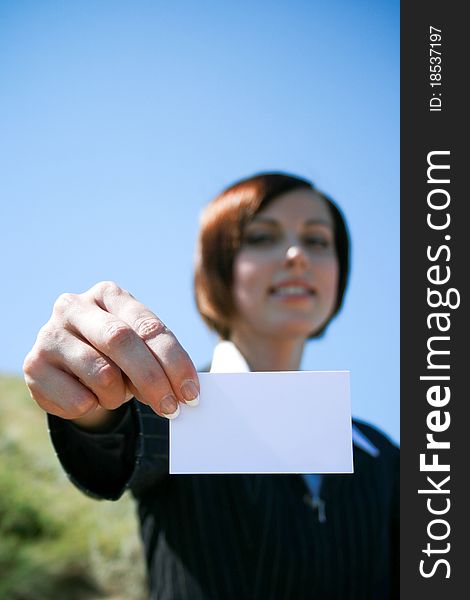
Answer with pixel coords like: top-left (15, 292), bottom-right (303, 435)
top-left (233, 254), bottom-right (270, 305)
top-left (318, 257), bottom-right (340, 301)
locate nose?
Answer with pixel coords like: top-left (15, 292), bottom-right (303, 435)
top-left (283, 245), bottom-right (309, 270)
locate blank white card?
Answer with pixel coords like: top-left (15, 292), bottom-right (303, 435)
top-left (170, 371), bottom-right (353, 475)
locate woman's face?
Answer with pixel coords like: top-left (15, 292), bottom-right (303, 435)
top-left (231, 189), bottom-right (339, 341)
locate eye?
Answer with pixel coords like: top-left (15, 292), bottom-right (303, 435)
top-left (243, 231), bottom-right (277, 245)
top-left (303, 235), bottom-right (331, 248)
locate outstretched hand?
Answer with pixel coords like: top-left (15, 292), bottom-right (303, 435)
top-left (23, 281), bottom-right (199, 427)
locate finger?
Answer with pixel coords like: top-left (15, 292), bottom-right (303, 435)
top-left (58, 296), bottom-right (181, 418)
top-left (140, 328), bottom-right (200, 406)
top-left (24, 359), bottom-right (98, 419)
top-left (52, 333), bottom-right (128, 411)
top-left (90, 282), bottom-right (200, 405)
top-left (30, 322), bottom-right (128, 411)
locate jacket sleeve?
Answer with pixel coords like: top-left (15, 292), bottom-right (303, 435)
top-left (47, 400), bottom-right (170, 501)
top-left (390, 446), bottom-right (400, 599)
top-left (353, 419), bottom-right (400, 599)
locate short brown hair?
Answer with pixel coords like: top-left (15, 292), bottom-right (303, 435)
top-left (194, 172), bottom-right (350, 339)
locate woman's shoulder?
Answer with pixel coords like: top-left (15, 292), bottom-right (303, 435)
top-left (352, 418), bottom-right (399, 458)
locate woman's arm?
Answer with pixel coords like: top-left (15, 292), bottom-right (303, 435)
top-left (47, 399), bottom-right (171, 500)
top-left (24, 281), bottom-right (198, 498)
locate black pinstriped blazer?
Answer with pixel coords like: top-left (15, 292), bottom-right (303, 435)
top-left (48, 394), bottom-right (399, 600)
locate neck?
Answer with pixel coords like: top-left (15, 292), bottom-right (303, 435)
top-left (230, 329), bottom-right (305, 371)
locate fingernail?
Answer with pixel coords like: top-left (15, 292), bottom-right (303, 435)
top-left (161, 394), bottom-right (180, 419)
top-left (181, 380), bottom-right (199, 406)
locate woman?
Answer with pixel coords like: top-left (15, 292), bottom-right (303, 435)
top-left (24, 172), bottom-right (399, 599)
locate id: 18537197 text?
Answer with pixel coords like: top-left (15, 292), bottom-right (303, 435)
top-left (429, 26), bottom-right (443, 112)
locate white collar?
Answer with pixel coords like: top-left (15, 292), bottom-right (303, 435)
top-left (210, 340), bottom-right (380, 458)
top-left (210, 340), bottom-right (251, 373)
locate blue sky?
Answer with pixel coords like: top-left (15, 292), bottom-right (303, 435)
top-left (0, 0), bottom-right (400, 441)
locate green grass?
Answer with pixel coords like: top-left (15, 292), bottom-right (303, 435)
top-left (0, 374), bottom-right (147, 600)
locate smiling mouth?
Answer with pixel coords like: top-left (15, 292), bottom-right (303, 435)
top-left (269, 285), bottom-right (315, 297)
